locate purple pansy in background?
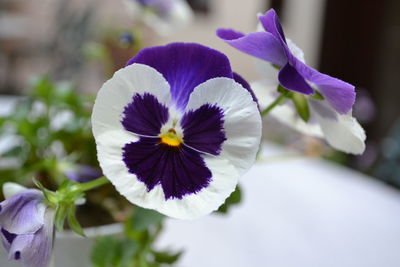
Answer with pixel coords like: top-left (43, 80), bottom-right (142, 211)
top-left (0, 183), bottom-right (54, 267)
top-left (217, 9), bottom-right (355, 115)
top-left (124, 0), bottom-right (193, 35)
top-left (92, 43), bottom-right (261, 219)
top-left (64, 164), bottom-right (103, 183)
top-left (217, 9), bottom-right (366, 154)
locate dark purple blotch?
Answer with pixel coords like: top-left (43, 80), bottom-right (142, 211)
top-left (122, 101), bottom-right (226, 199)
top-left (122, 93), bottom-right (169, 136)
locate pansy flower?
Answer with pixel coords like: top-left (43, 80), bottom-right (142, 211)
top-left (217, 9), bottom-right (365, 154)
top-left (0, 183), bottom-right (55, 267)
top-left (91, 43), bottom-right (261, 219)
top-left (124, 0), bottom-right (193, 35)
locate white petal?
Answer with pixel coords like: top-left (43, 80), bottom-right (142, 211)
top-left (310, 100), bottom-right (366, 155)
top-left (185, 78), bottom-right (262, 175)
top-left (3, 182), bottom-right (27, 199)
top-left (252, 80), bottom-right (323, 137)
top-left (91, 64), bottom-right (170, 138)
top-left (96, 129), bottom-right (239, 219)
top-left (124, 0), bottom-right (193, 36)
top-left (286, 38), bottom-right (306, 63)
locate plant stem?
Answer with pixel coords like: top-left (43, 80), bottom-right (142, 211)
top-left (73, 176), bottom-right (109, 192)
top-left (260, 94), bottom-right (287, 117)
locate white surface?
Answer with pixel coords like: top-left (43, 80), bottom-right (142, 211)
top-left (158, 145), bottom-right (400, 267)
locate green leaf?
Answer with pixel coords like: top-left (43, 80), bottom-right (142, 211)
top-left (32, 77), bottom-right (54, 101)
top-left (67, 205), bottom-right (85, 237)
top-left (117, 239), bottom-right (139, 267)
top-left (91, 236), bottom-right (118, 267)
top-left (152, 250), bottom-right (182, 264)
top-left (130, 207), bottom-right (164, 232)
top-left (91, 237), bottom-right (139, 267)
top-left (290, 93), bottom-right (310, 122)
top-left (217, 185), bottom-right (242, 214)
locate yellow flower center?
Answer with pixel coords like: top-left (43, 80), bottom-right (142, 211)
top-left (160, 129), bottom-right (182, 147)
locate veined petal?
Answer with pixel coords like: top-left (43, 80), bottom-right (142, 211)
top-left (0, 190), bottom-right (45, 235)
top-left (122, 93), bottom-right (169, 136)
top-left (310, 100), bottom-right (366, 154)
top-left (123, 138), bottom-right (213, 200)
top-left (181, 104), bottom-right (226, 155)
top-left (9, 209), bottom-right (54, 267)
top-left (216, 29), bottom-right (287, 66)
top-left (91, 64), bottom-right (170, 139)
top-left (126, 43), bottom-right (233, 110)
top-left (185, 78), bottom-right (262, 175)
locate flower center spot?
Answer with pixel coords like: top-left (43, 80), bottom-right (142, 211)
top-left (160, 128), bottom-right (182, 147)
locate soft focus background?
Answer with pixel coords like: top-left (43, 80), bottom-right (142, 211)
top-left (1, 0), bottom-right (400, 266)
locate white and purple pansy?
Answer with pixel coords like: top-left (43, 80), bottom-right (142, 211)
top-left (0, 183), bottom-right (54, 267)
top-left (217, 8), bottom-right (355, 115)
top-left (91, 43), bottom-right (262, 219)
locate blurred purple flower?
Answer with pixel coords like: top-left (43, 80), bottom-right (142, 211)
top-left (0, 183), bottom-right (54, 267)
top-left (64, 164), bottom-right (103, 183)
top-left (135, 0), bottom-right (173, 15)
top-left (217, 9), bottom-right (355, 114)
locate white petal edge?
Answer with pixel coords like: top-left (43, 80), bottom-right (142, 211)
top-left (95, 129), bottom-right (239, 219)
top-left (185, 77), bottom-right (262, 175)
top-left (310, 102), bottom-right (366, 155)
top-left (3, 182), bottom-right (27, 199)
top-left (91, 63), bottom-right (170, 138)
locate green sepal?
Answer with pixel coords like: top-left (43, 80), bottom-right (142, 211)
top-left (152, 250), bottom-right (183, 264)
top-left (67, 205), bottom-right (85, 237)
top-left (290, 93), bottom-right (310, 122)
top-left (54, 204), bottom-right (68, 232)
top-left (310, 90), bottom-right (325, 100)
top-left (33, 178), bottom-right (58, 206)
top-left (217, 185), bottom-right (242, 214)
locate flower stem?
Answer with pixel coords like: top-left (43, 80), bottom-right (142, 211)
top-left (73, 176), bottom-right (109, 192)
top-left (260, 94), bottom-right (287, 117)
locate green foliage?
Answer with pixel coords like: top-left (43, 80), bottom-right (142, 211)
top-left (217, 185), bottom-right (242, 214)
top-left (91, 207), bottom-right (181, 267)
top-left (0, 77), bottom-right (97, 193)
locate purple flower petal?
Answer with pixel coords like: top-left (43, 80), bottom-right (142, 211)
top-left (0, 190), bottom-right (45, 235)
top-left (8, 210), bottom-right (54, 267)
top-left (127, 43), bottom-right (233, 110)
top-left (258, 9), bottom-right (287, 45)
top-left (278, 63), bottom-right (314, 94)
top-left (123, 138), bottom-right (212, 199)
top-left (122, 93), bottom-right (169, 136)
top-left (216, 29), bottom-right (286, 66)
top-left (1, 228), bottom-right (16, 251)
top-left (181, 104), bottom-right (226, 155)
top-left (64, 164), bottom-right (103, 183)
top-left (290, 57), bottom-right (355, 114)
